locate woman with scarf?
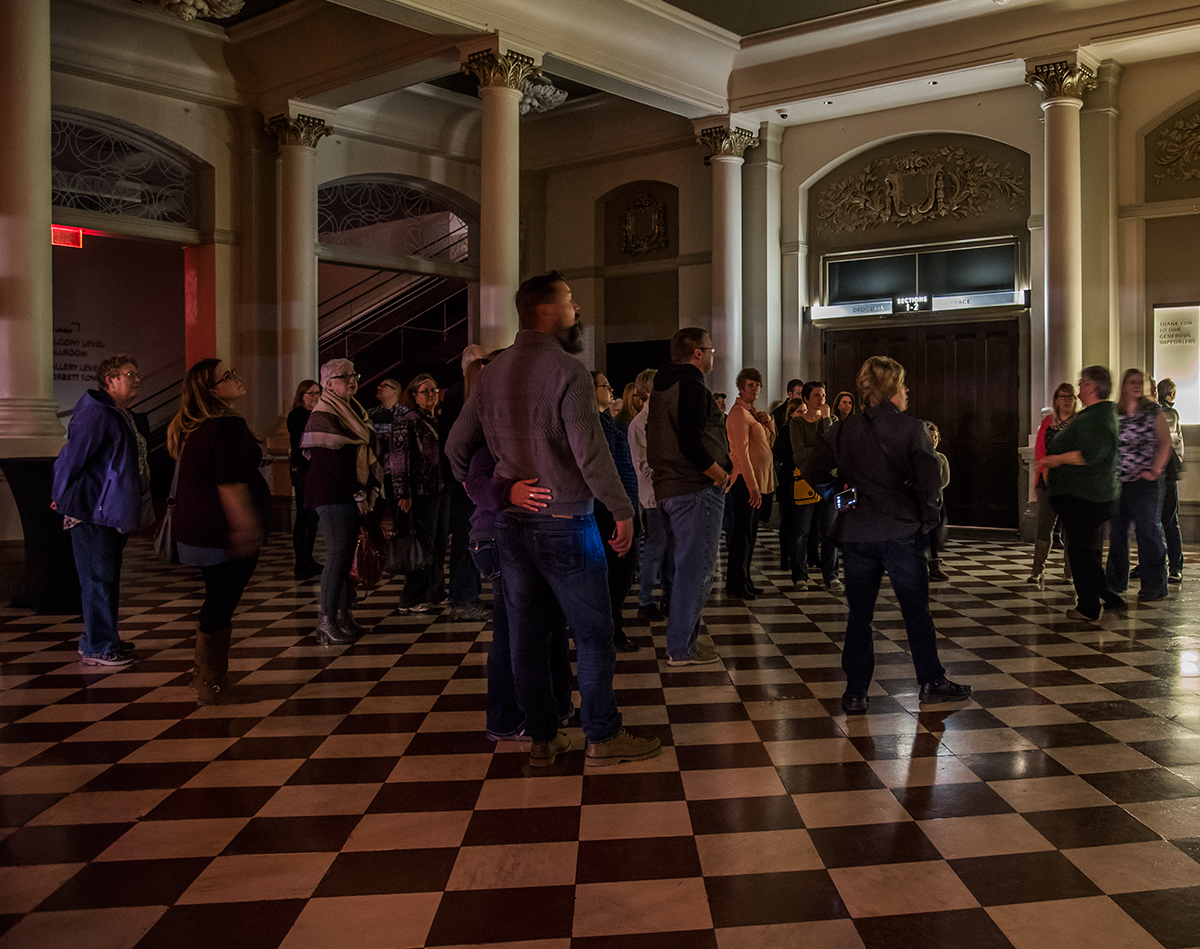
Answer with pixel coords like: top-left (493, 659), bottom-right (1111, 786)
top-left (168, 358), bottom-right (271, 703)
top-left (391, 373), bottom-right (450, 613)
top-left (302, 358), bottom-right (382, 643)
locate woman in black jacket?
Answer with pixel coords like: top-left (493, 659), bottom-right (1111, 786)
top-left (168, 358), bottom-right (271, 704)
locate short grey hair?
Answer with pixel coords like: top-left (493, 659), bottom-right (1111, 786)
top-left (1080, 365), bottom-right (1112, 400)
top-left (634, 368), bottom-right (656, 399)
top-left (320, 358), bottom-right (355, 387)
top-left (461, 344), bottom-right (487, 372)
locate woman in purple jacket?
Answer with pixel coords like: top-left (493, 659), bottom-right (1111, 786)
top-left (52, 354), bottom-right (154, 667)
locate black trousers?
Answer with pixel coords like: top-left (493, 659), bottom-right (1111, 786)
top-left (199, 555), bottom-right (259, 633)
top-left (725, 476), bottom-right (762, 593)
top-left (1052, 494), bottom-right (1121, 617)
top-left (593, 500), bottom-right (637, 638)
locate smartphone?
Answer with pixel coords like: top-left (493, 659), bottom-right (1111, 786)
top-left (834, 487), bottom-right (857, 511)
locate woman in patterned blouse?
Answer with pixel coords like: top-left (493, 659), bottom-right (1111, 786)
top-left (1105, 369), bottom-right (1173, 601)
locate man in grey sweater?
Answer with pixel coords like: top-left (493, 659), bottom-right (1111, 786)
top-left (447, 271), bottom-right (661, 769)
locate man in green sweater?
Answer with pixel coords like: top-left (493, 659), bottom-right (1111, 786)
top-left (1039, 364), bottom-right (1123, 624)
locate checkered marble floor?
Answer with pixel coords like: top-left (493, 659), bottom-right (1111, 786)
top-left (2, 532), bottom-right (1200, 949)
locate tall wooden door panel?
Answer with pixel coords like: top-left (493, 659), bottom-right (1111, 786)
top-left (821, 319), bottom-right (1019, 528)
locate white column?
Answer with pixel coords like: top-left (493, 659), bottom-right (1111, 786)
top-left (0, 0), bottom-right (63, 451)
top-left (696, 120), bottom-right (758, 396)
top-left (743, 122), bottom-right (782, 397)
top-left (462, 48), bottom-right (538, 353)
top-left (1027, 57), bottom-right (1097, 394)
top-left (266, 115), bottom-right (330, 415)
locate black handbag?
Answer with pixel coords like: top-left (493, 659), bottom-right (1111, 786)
top-left (385, 510), bottom-right (427, 574)
top-left (154, 440), bottom-right (184, 565)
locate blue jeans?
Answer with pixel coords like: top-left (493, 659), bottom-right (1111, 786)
top-left (495, 511), bottom-right (622, 743)
top-left (1106, 478), bottom-right (1167, 597)
top-left (472, 539), bottom-right (572, 736)
top-left (840, 532), bottom-right (946, 693)
top-left (639, 506), bottom-right (671, 607)
top-left (793, 499), bottom-right (839, 584)
top-left (71, 522), bottom-right (129, 656)
top-left (660, 485), bottom-right (724, 661)
top-left (316, 503), bottom-right (357, 617)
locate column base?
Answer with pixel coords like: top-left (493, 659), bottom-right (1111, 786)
top-left (0, 398), bottom-right (66, 443)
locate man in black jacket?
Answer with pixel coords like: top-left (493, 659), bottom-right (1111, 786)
top-left (803, 356), bottom-right (970, 714)
top-left (647, 327), bottom-right (731, 666)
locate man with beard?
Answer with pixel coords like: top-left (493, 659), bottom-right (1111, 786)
top-left (447, 271), bottom-right (661, 769)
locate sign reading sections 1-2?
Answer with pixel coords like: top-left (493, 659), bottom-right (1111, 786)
top-left (1154, 305), bottom-right (1200, 424)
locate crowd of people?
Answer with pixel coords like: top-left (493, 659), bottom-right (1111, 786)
top-left (57, 281), bottom-right (1186, 763)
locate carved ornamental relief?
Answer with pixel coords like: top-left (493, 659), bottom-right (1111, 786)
top-left (814, 145), bottom-right (1027, 235)
top-left (1154, 111), bottom-right (1200, 184)
top-left (621, 193), bottom-right (668, 256)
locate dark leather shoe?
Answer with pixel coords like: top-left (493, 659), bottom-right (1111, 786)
top-left (614, 634), bottom-right (640, 653)
top-left (637, 603), bottom-right (665, 621)
top-left (919, 677), bottom-right (972, 703)
top-left (315, 615), bottom-right (353, 645)
top-left (746, 583), bottom-right (764, 595)
top-left (841, 693), bottom-right (869, 715)
top-left (726, 587), bottom-right (758, 601)
top-left (1104, 595), bottom-right (1127, 612)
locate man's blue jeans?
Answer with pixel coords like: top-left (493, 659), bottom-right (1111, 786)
top-left (495, 510), bottom-right (622, 743)
top-left (71, 522), bottom-right (129, 657)
top-left (1106, 477), bottom-right (1167, 598)
top-left (639, 506), bottom-right (671, 607)
top-left (840, 532), bottom-right (946, 693)
top-left (471, 539), bottom-right (572, 737)
top-left (660, 484), bottom-right (724, 661)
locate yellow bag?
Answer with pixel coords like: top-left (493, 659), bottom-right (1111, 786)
top-left (793, 468), bottom-right (819, 505)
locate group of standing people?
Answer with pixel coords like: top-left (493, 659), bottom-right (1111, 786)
top-left (1036, 366), bottom-right (1184, 624)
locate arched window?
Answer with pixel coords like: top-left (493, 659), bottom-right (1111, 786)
top-left (51, 109), bottom-right (199, 227)
top-left (317, 176), bottom-right (474, 263)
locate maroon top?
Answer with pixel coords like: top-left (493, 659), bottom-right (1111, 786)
top-left (304, 444), bottom-right (361, 508)
top-left (173, 416), bottom-right (271, 548)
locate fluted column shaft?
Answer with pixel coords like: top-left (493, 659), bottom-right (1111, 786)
top-left (0, 0), bottom-right (63, 449)
top-left (463, 49), bottom-right (537, 352)
top-left (696, 122), bottom-right (758, 396)
top-left (1027, 58), bottom-right (1096, 397)
top-left (267, 115), bottom-right (329, 412)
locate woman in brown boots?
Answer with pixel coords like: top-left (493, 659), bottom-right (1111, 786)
top-left (1030, 382), bottom-right (1077, 588)
top-left (167, 359), bottom-right (271, 704)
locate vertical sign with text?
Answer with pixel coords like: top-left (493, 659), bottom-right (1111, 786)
top-left (1154, 305), bottom-right (1200, 424)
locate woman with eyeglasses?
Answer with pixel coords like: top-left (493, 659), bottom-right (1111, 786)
top-left (390, 373), bottom-right (450, 612)
top-left (302, 358), bottom-right (383, 642)
top-left (288, 379), bottom-right (322, 580)
top-left (167, 359), bottom-right (272, 703)
top-left (52, 354), bottom-right (155, 667)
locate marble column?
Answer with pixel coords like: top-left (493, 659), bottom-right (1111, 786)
top-left (265, 114), bottom-right (330, 417)
top-left (696, 121), bottom-right (758, 397)
top-left (462, 49), bottom-right (537, 352)
top-left (1026, 56), bottom-right (1096, 398)
top-left (0, 0), bottom-right (64, 452)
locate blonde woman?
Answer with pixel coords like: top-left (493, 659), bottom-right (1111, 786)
top-left (168, 359), bottom-right (271, 703)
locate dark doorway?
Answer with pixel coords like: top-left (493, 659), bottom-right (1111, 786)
top-left (822, 318), bottom-right (1020, 529)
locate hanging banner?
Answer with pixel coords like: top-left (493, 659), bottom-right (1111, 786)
top-left (1154, 305), bottom-right (1200, 424)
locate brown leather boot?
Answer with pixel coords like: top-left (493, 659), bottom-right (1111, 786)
top-left (191, 626), bottom-right (239, 705)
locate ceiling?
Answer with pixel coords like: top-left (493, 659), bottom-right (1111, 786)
top-left (661, 0), bottom-right (900, 36)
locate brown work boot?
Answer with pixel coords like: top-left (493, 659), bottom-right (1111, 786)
top-left (530, 731), bottom-right (571, 768)
top-left (585, 728), bottom-right (662, 767)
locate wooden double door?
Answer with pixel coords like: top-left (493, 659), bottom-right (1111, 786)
top-left (821, 318), bottom-right (1021, 529)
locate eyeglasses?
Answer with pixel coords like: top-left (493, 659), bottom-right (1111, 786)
top-left (114, 370), bottom-right (141, 380)
top-left (596, 383), bottom-right (613, 391)
top-left (306, 389), bottom-right (321, 397)
top-left (332, 373), bottom-right (361, 382)
top-left (698, 346), bottom-right (716, 354)
top-left (212, 369), bottom-right (239, 386)
top-left (416, 386), bottom-right (439, 396)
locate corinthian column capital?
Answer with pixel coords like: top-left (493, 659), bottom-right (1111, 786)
top-left (694, 121), bottom-right (759, 163)
top-left (1025, 57), bottom-right (1098, 102)
top-left (264, 114), bottom-right (332, 150)
top-left (462, 49), bottom-right (539, 92)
